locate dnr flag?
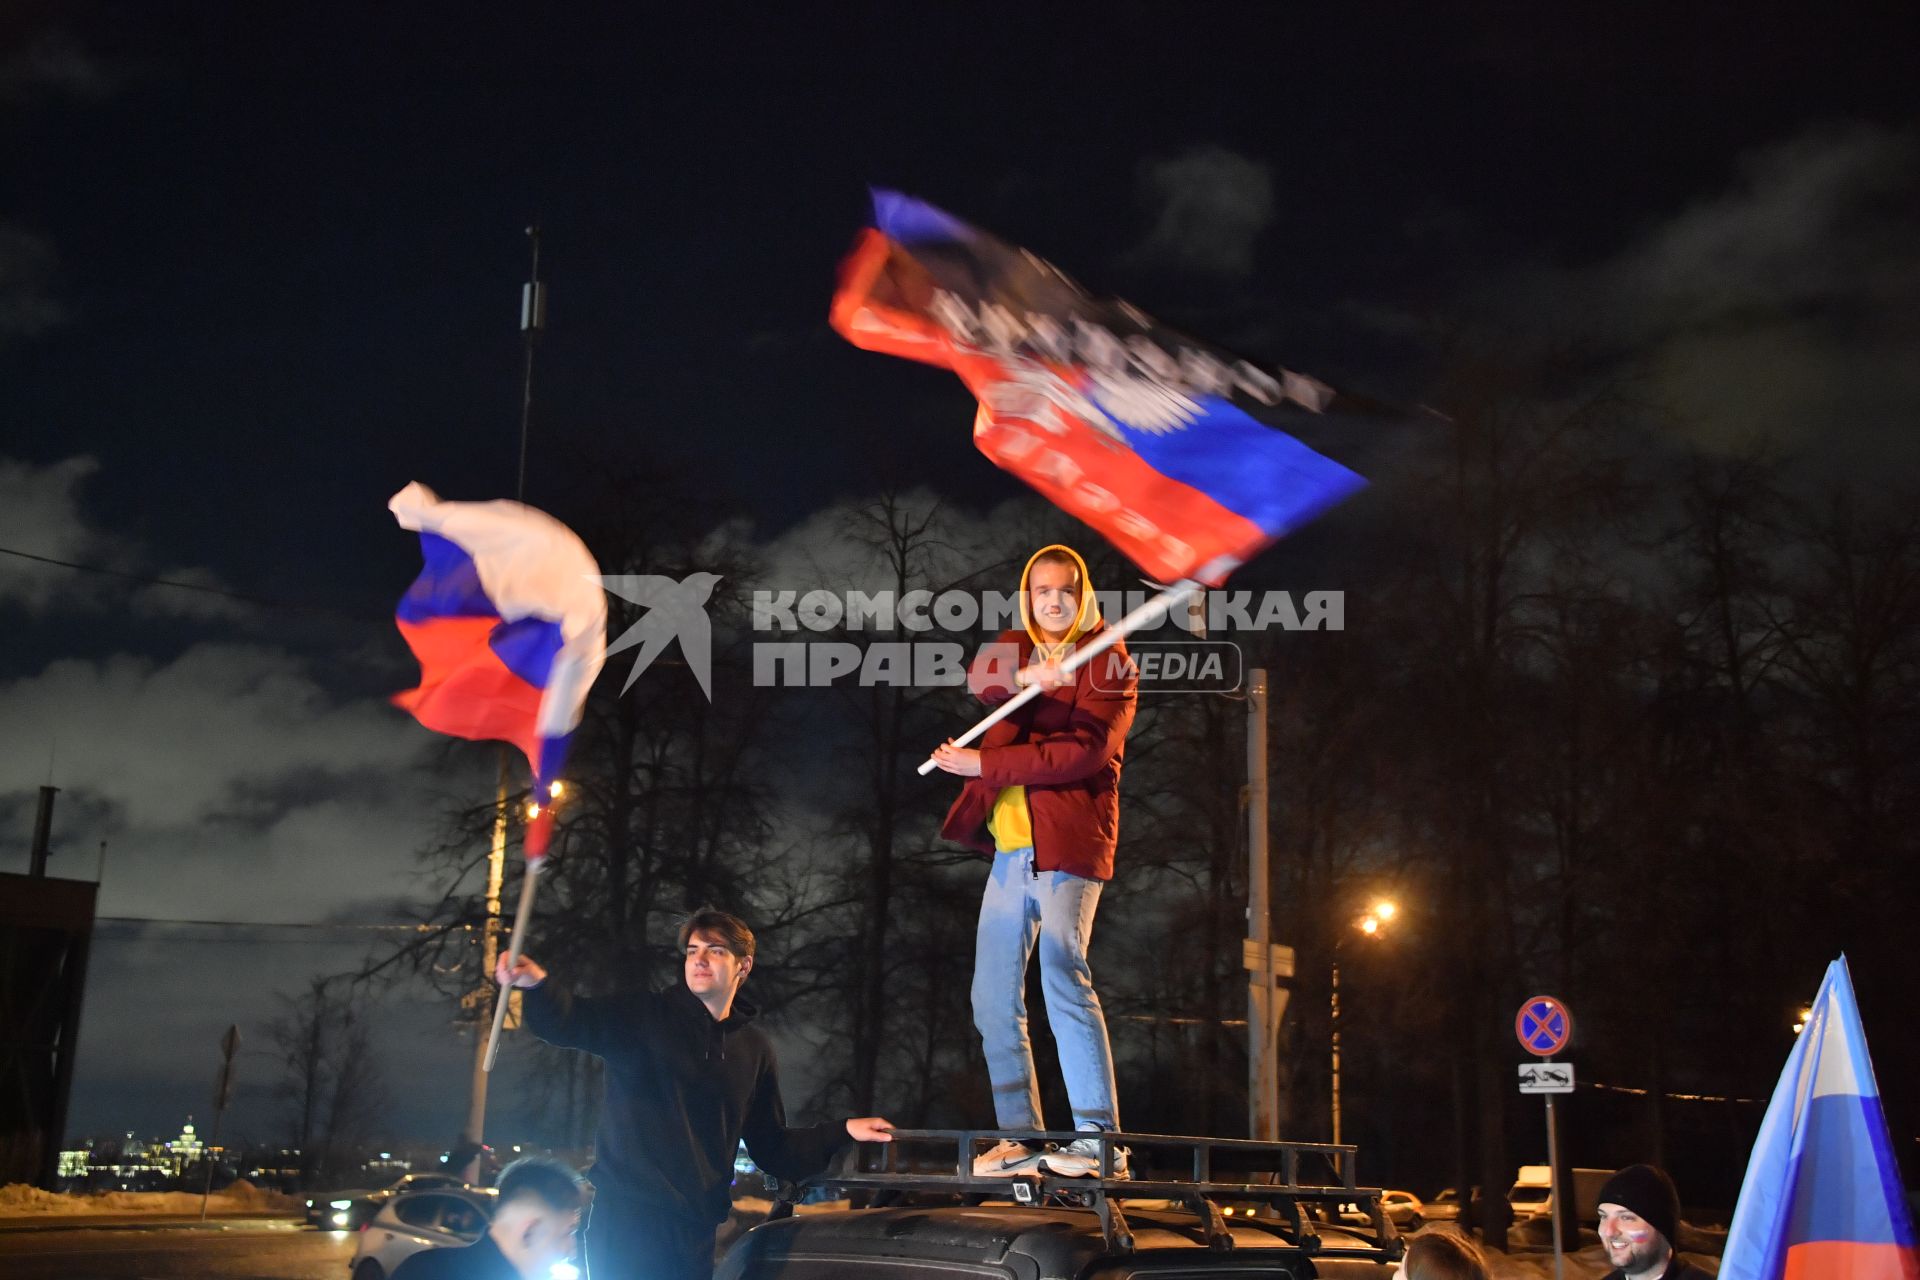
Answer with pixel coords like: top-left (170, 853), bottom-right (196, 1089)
top-left (1721, 956), bottom-right (1918, 1280)
top-left (830, 190), bottom-right (1369, 585)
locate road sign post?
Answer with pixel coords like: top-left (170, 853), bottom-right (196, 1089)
top-left (200, 1025), bottom-right (240, 1221)
top-left (1516, 996), bottom-right (1574, 1280)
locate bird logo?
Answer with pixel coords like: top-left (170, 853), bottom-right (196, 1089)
top-left (597, 572), bottom-right (723, 699)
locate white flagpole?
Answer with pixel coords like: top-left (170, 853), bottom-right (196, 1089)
top-left (916, 579), bottom-right (1200, 777)
top-left (482, 858), bottom-right (542, 1072)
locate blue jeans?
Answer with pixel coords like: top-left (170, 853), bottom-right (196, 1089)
top-left (971, 846), bottom-right (1120, 1131)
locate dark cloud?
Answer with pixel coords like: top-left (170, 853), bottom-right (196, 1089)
top-left (1365, 123), bottom-right (1920, 471)
top-left (0, 453), bottom-right (259, 621)
top-left (0, 222), bottom-right (68, 340)
top-left (0, 455), bottom-right (104, 610)
top-left (0, 452), bottom-right (495, 1140)
top-left (68, 928), bottom-right (492, 1145)
top-left (1597, 124), bottom-right (1918, 334)
top-left (0, 641), bottom-right (451, 913)
top-left (1122, 145), bottom-right (1275, 280)
top-left (0, 29), bottom-right (116, 103)
top-left (1600, 125), bottom-right (1920, 465)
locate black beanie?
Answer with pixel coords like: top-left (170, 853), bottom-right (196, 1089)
top-left (1598, 1164), bottom-right (1680, 1247)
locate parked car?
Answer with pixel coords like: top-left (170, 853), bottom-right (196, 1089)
top-left (348, 1187), bottom-right (499, 1280)
top-left (721, 1201), bottom-right (1398, 1280)
top-left (722, 1129), bottom-right (1401, 1280)
top-left (1508, 1166), bottom-right (1612, 1224)
top-left (309, 1171), bottom-right (476, 1231)
top-left (306, 1186), bottom-right (376, 1229)
top-left (1307, 1190), bottom-right (1423, 1231)
top-left (1380, 1190), bottom-right (1424, 1230)
top-left (1424, 1186), bottom-right (1479, 1222)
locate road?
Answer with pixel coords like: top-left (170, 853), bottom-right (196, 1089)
top-left (0, 1220), bottom-right (354, 1279)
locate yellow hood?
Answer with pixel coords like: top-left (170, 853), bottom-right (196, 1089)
top-left (1018, 544), bottom-right (1100, 653)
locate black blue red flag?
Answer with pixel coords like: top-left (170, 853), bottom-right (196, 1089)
top-left (831, 190), bottom-right (1371, 585)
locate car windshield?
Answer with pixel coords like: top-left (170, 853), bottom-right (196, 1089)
top-left (1510, 1187), bottom-right (1550, 1204)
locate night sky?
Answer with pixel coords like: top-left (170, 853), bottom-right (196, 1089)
top-left (3, 3), bottom-right (1918, 1149)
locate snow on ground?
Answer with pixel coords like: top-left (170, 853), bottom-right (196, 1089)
top-left (0, 1180), bottom-right (302, 1217)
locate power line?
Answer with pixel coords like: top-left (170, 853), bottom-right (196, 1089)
top-left (96, 915), bottom-right (430, 931)
top-left (0, 544), bottom-right (386, 623)
top-left (1584, 1078), bottom-right (1765, 1106)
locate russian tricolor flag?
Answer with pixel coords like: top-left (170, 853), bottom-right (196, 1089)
top-left (1722, 956), bottom-right (1918, 1280)
top-left (389, 482), bottom-right (607, 857)
top-left (831, 190), bottom-right (1369, 586)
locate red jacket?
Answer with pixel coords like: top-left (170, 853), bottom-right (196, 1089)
top-left (940, 620), bottom-right (1138, 881)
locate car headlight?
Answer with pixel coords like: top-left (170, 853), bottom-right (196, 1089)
top-left (331, 1211), bottom-right (350, 1226)
top-left (330, 1200), bottom-right (352, 1209)
top-left (550, 1264), bottom-right (580, 1280)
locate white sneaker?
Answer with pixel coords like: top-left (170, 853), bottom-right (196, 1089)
top-left (1039, 1136), bottom-right (1130, 1179)
top-left (972, 1139), bottom-right (1044, 1177)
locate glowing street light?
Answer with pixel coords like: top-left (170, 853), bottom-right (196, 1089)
top-left (526, 782), bottom-right (570, 822)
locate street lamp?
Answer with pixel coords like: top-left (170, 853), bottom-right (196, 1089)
top-left (1331, 900), bottom-right (1397, 1145)
top-left (524, 779), bottom-right (568, 823)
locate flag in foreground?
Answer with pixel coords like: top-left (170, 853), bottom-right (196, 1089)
top-left (389, 482), bottom-right (607, 857)
top-left (830, 189), bottom-right (1369, 585)
top-left (1721, 956), bottom-right (1917, 1280)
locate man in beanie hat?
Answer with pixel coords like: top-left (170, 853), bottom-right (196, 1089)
top-left (1598, 1164), bottom-right (1710, 1280)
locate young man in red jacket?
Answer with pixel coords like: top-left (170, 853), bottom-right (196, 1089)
top-left (931, 544), bottom-right (1137, 1179)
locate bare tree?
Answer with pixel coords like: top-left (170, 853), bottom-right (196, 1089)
top-left (268, 976), bottom-right (390, 1188)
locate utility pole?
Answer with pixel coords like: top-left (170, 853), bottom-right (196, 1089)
top-left (28, 785), bottom-right (58, 877)
top-left (515, 226), bottom-right (544, 504)
top-left (200, 1025), bottom-right (239, 1220)
top-left (463, 226), bottom-right (545, 1152)
top-left (1244, 669), bottom-right (1292, 1139)
top-left (1330, 961), bottom-right (1342, 1144)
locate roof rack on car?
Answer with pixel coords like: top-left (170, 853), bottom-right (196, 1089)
top-left (764, 1127), bottom-right (1406, 1259)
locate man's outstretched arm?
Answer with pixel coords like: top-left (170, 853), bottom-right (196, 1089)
top-left (497, 953), bottom-right (621, 1057)
top-left (740, 1058), bottom-right (894, 1182)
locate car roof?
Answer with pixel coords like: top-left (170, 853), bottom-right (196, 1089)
top-left (385, 1187), bottom-right (498, 1210)
top-left (725, 1204), bottom-right (1393, 1280)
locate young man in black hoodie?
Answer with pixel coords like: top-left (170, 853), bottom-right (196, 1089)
top-left (497, 910), bottom-right (894, 1280)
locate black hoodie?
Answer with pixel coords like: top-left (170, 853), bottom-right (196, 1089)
top-left (523, 978), bottom-right (848, 1225)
